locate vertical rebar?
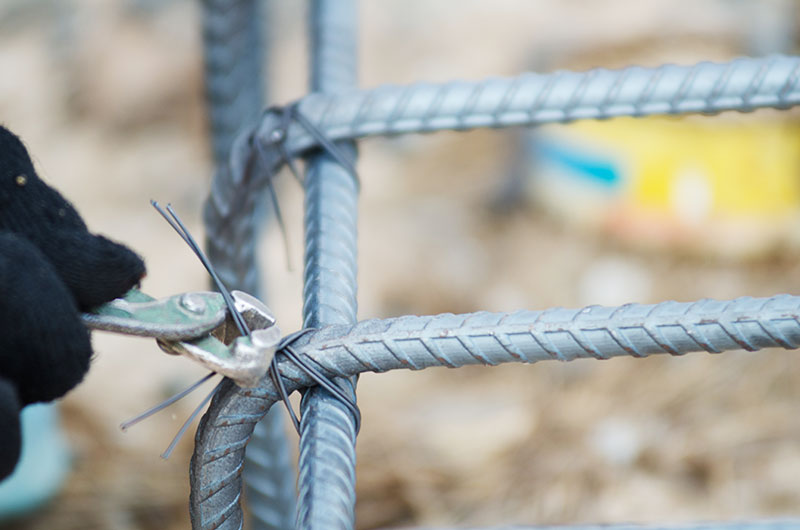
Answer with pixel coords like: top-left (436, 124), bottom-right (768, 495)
top-left (201, 1), bottom-right (297, 528)
top-left (297, 0), bottom-right (360, 528)
top-left (202, 0), bottom-right (265, 165)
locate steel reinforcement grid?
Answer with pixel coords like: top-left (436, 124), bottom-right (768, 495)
top-left (196, 1), bottom-right (800, 529)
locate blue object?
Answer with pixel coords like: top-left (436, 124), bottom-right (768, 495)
top-left (0, 403), bottom-right (70, 520)
top-left (535, 137), bottom-right (621, 187)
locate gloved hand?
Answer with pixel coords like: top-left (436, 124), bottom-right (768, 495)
top-left (0, 126), bottom-right (146, 479)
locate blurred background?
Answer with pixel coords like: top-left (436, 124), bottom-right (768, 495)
top-left (2, 0), bottom-right (800, 528)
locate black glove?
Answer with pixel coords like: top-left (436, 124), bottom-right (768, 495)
top-left (0, 126), bottom-right (146, 479)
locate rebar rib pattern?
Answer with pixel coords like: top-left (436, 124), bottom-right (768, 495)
top-left (259, 55), bottom-right (800, 157)
top-left (202, 0), bottom-right (264, 166)
top-left (296, 1), bottom-right (361, 528)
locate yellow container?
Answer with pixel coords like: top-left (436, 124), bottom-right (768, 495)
top-left (529, 115), bottom-right (800, 257)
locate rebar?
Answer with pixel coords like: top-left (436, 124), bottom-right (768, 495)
top-left (296, 1), bottom-right (360, 528)
top-left (205, 56), bottom-right (800, 299)
top-left (242, 410), bottom-right (296, 529)
top-left (202, 0), bottom-right (265, 166)
top-left (255, 54), bottom-right (800, 160)
top-left (201, 0), bottom-right (265, 322)
top-left (190, 294), bottom-right (800, 529)
top-left (202, 56), bottom-right (800, 288)
top-left (201, 1), bottom-right (297, 528)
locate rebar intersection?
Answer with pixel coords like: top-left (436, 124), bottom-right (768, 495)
top-left (197, 3), bottom-right (800, 528)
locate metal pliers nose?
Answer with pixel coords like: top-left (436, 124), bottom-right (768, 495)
top-left (81, 289), bottom-right (280, 387)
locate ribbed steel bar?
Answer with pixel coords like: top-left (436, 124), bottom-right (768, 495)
top-left (202, 0), bottom-right (265, 165)
top-left (190, 294), bottom-right (800, 529)
top-left (202, 0), bottom-right (265, 308)
top-left (252, 55), bottom-right (800, 159)
top-left (205, 56), bottom-right (800, 301)
top-left (242, 408), bottom-right (296, 530)
top-left (297, 0), bottom-right (360, 528)
top-left (201, 2), bottom-right (297, 529)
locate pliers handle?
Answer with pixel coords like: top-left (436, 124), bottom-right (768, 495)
top-left (80, 289), bottom-right (227, 340)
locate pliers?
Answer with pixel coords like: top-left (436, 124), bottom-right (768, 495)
top-left (80, 288), bottom-right (281, 388)
top-left (82, 288), bottom-right (361, 434)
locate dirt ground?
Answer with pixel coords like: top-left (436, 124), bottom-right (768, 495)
top-left (2, 1), bottom-right (800, 529)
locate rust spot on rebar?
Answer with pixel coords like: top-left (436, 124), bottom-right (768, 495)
top-left (616, 341), bottom-right (636, 355)
top-left (724, 333), bottom-right (752, 351)
top-left (697, 340), bottom-right (717, 353)
top-left (202, 446), bottom-right (243, 466)
top-left (643, 326), bottom-right (680, 355)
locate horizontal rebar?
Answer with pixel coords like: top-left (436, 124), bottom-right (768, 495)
top-left (257, 55), bottom-right (800, 159)
top-left (190, 294), bottom-right (800, 529)
top-left (204, 55), bottom-right (800, 297)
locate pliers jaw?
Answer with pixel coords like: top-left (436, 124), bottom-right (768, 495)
top-left (211, 291), bottom-right (277, 344)
top-left (159, 326), bottom-right (280, 387)
top-left (163, 290), bottom-right (282, 387)
top-left (82, 289), bottom-right (281, 387)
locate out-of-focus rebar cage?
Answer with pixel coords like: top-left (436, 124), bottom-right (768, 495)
top-left (198, 1), bottom-right (800, 529)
